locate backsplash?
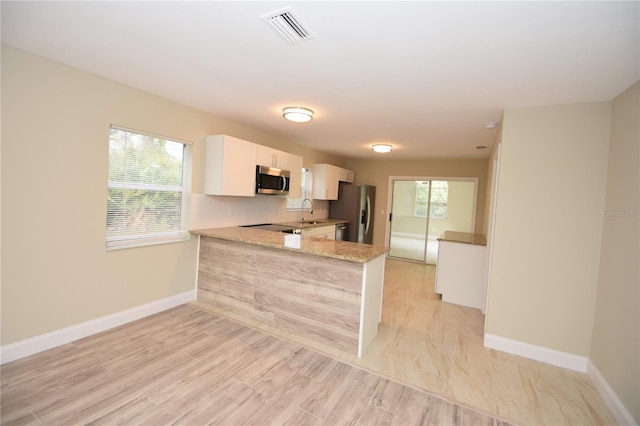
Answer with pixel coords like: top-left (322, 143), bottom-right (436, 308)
top-left (189, 193), bottom-right (329, 230)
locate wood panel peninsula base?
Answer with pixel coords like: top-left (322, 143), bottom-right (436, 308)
top-left (191, 227), bottom-right (388, 357)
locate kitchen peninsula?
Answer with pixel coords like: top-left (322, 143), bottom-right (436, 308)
top-left (435, 231), bottom-right (487, 310)
top-left (190, 226), bottom-right (388, 357)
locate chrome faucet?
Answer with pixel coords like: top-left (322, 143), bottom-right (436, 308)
top-left (300, 198), bottom-right (313, 222)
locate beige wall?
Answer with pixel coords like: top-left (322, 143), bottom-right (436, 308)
top-left (344, 159), bottom-right (488, 246)
top-left (0, 46), bottom-right (342, 345)
top-left (486, 102), bottom-right (611, 356)
top-left (590, 82), bottom-right (639, 423)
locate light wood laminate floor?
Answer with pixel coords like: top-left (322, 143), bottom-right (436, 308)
top-left (2, 258), bottom-right (617, 426)
top-left (1, 304), bottom-right (512, 425)
top-left (193, 258), bottom-right (618, 426)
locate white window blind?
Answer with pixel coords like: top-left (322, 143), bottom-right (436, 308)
top-left (107, 126), bottom-right (190, 249)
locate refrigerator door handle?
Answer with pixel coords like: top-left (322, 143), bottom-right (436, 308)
top-left (365, 196), bottom-right (371, 234)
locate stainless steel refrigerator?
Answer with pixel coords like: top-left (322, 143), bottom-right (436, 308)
top-left (329, 183), bottom-right (376, 244)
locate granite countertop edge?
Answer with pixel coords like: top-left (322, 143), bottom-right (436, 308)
top-left (276, 218), bottom-right (349, 229)
top-left (190, 226), bottom-right (387, 263)
top-left (437, 231), bottom-right (487, 246)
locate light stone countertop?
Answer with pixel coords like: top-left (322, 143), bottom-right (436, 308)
top-left (437, 231), bottom-right (487, 246)
top-left (275, 218), bottom-right (349, 229)
top-left (190, 226), bottom-right (387, 263)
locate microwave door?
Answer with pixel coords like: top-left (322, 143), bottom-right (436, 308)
top-left (256, 166), bottom-right (290, 195)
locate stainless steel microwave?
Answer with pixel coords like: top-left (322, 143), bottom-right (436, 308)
top-left (256, 165), bottom-right (290, 195)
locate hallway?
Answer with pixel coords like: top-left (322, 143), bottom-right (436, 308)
top-left (338, 258), bottom-right (616, 425)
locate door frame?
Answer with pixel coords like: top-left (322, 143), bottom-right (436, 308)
top-left (384, 176), bottom-right (479, 258)
top-left (484, 144), bottom-right (502, 318)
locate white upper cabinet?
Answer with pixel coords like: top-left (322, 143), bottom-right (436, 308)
top-left (338, 168), bottom-right (355, 183)
top-left (287, 154), bottom-right (303, 199)
top-left (313, 163), bottom-right (339, 200)
top-left (204, 135), bottom-right (257, 197)
top-left (205, 135), bottom-right (304, 199)
top-left (257, 145), bottom-right (289, 170)
top-left (313, 163), bottom-right (355, 200)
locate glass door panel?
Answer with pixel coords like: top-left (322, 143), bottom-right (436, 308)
top-left (388, 180), bottom-right (429, 262)
top-left (388, 179), bottom-right (476, 265)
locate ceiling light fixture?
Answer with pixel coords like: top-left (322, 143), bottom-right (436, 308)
top-left (372, 144), bottom-right (393, 153)
top-left (485, 122), bottom-right (499, 129)
top-left (282, 107), bottom-right (314, 123)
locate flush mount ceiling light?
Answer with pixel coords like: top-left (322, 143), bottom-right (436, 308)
top-left (372, 144), bottom-right (393, 153)
top-left (282, 107), bottom-right (314, 123)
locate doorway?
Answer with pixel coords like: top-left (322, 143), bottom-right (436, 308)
top-left (386, 177), bottom-right (477, 264)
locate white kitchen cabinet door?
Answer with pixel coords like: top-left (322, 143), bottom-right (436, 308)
top-left (313, 163), bottom-right (339, 200)
top-left (338, 167), bottom-right (355, 183)
top-left (256, 145), bottom-right (289, 169)
top-left (204, 135), bottom-right (257, 197)
top-left (301, 225), bottom-right (336, 239)
top-left (286, 154), bottom-right (303, 199)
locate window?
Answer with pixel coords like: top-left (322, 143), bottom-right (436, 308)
top-left (286, 167), bottom-right (313, 210)
top-left (415, 180), bottom-right (448, 219)
top-left (415, 181), bottom-right (430, 217)
top-left (107, 126), bottom-right (191, 249)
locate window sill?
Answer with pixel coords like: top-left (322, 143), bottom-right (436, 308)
top-left (106, 234), bottom-right (190, 251)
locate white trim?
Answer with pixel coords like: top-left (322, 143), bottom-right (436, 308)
top-left (357, 255), bottom-right (385, 358)
top-left (484, 143), bottom-right (502, 317)
top-left (484, 333), bottom-right (589, 372)
top-left (194, 235), bottom-right (201, 291)
top-left (587, 360), bottom-right (638, 426)
top-left (110, 124), bottom-right (193, 145)
top-left (0, 290), bottom-right (196, 365)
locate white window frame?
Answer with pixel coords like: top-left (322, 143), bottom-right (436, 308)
top-left (106, 125), bottom-right (192, 250)
top-left (286, 167), bottom-right (313, 211)
top-left (415, 180), bottom-right (448, 219)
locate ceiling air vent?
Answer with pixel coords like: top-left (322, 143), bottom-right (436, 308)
top-left (261, 7), bottom-right (316, 45)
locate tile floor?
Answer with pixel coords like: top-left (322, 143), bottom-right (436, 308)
top-left (388, 235), bottom-right (439, 264)
top-left (195, 258), bottom-right (618, 425)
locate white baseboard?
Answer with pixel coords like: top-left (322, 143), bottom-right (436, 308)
top-left (1, 290), bottom-right (196, 365)
top-left (484, 335), bottom-right (639, 423)
top-left (391, 231), bottom-right (438, 240)
top-left (587, 360), bottom-right (638, 426)
top-left (484, 333), bottom-right (589, 372)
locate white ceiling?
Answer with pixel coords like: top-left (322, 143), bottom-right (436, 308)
top-left (2, 1), bottom-right (638, 159)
